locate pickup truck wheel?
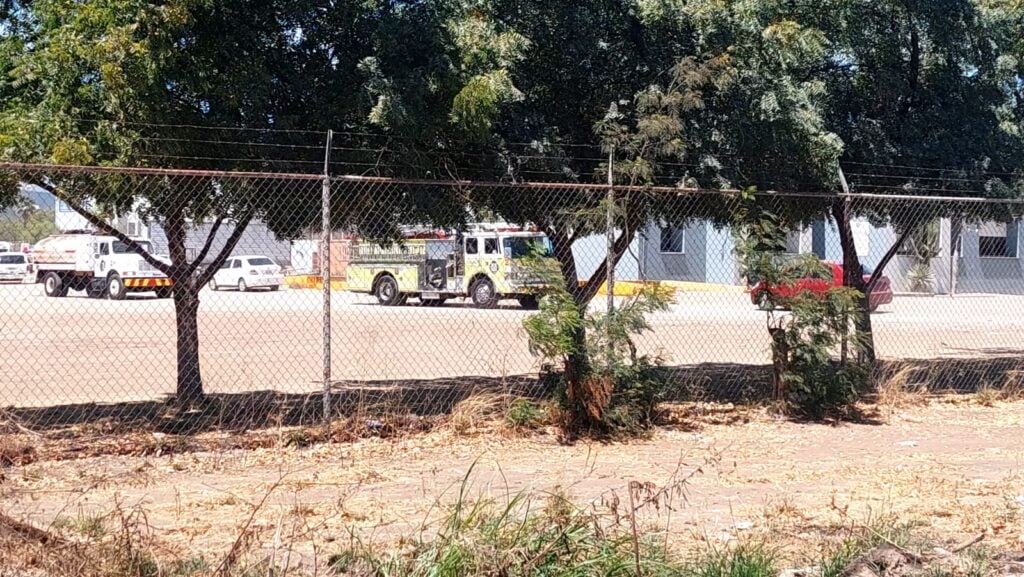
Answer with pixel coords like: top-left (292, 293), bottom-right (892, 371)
top-left (471, 278), bottom-right (498, 309)
top-left (107, 274), bottom-right (127, 301)
top-left (43, 273), bottom-right (68, 298)
top-left (375, 275), bottom-right (405, 306)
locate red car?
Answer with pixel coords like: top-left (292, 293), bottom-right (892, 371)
top-left (749, 262), bottom-right (893, 312)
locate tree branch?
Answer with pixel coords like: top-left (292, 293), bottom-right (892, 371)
top-left (32, 179), bottom-right (173, 277)
top-left (197, 209), bottom-right (256, 288)
top-left (866, 226), bottom-right (913, 293)
top-left (187, 215), bottom-right (226, 275)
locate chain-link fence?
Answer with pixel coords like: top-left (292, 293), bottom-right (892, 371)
top-left (2, 161), bottom-right (1023, 433)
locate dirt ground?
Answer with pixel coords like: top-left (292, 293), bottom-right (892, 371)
top-left (2, 397), bottom-right (1023, 571)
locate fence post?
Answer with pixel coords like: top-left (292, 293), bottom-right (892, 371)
top-left (606, 148), bottom-right (615, 317)
top-left (322, 130), bottom-right (333, 424)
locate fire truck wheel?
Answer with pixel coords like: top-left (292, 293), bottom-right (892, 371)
top-left (107, 273), bottom-right (127, 301)
top-left (471, 278), bottom-right (498, 309)
top-left (43, 273), bottom-right (68, 298)
top-left (375, 275), bottom-right (404, 306)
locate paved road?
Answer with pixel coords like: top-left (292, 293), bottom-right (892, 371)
top-left (1, 283), bottom-right (1022, 408)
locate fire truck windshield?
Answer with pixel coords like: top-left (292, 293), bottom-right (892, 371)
top-left (503, 237), bottom-right (553, 259)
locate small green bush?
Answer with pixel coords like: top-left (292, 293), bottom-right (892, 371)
top-left (523, 280), bottom-right (674, 436)
top-left (782, 288), bottom-right (871, 418)
top-left (504, 398), bottom-right (546, 429)
top-left (732, 194), bottom-right (871, 419)
top-left (689, 545), bottom-right (778, 577)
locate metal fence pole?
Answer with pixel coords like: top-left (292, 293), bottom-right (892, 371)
top-left (322, 130), bottom-right (333, 423)
top-left (606, 148), bottom-right (615, 318)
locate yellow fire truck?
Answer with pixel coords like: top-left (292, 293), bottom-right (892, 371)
top-left (346, 227), bottom-right (554, 308)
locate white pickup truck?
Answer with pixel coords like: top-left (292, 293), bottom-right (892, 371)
top-left (32, 232), bottom-right (173, 300)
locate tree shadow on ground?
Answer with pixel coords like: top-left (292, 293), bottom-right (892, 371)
top-left (5, 350), bottom-right (1022, 436)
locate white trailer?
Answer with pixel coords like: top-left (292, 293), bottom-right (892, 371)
top-left (32, 232), bottom-right (173, 300)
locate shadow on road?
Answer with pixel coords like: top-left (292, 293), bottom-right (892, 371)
top-left (5, 351), bottom-right (1022, 436)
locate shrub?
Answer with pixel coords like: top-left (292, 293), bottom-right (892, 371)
top-left (523, 282), bottom-right (674, 436)
top-left (781, 287), bottom-right (871, 418)
top-left (504, 398), bottom-right (546, 429)
top-left (732, 194), bottom-right (871, 418)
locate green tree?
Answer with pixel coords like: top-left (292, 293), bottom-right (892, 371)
top-left (372, 1), bottom-right (848, 419)
top-left (0, 194), bottom-right (55, 244)
top-left (814, 0), bottom-right (1024, 360)
top-left (0, 0), bottom-right (321, 403)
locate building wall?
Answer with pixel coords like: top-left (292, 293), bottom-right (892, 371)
top-left (571, 232), bottom-right (642, 281)
top-left (634, 221), bottom-right (709, 283)
top-left (149, 221), bottom-right (293, 267)
top-left (572, 221), bottom-right (738, 284)
top-left (956, 221), bottom-right (1024, 294)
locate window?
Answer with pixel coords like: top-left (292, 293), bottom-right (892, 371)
top-left (484, 238), bottom-right (499, 255)
top-left (503, 237), bottom-right (554, 258)
top-left (126, 221), bottom-right (141, 238)
top-left (0, 255), bottom-right (25, 264)
top-left (248, 257), bottom-right (274, 266)
top-left (659, 226), bottom-right (684, 254)
top-left (232, 260), bottom-right (242, 269)
top-left (99, 243), bottom-right (110, 256)
top-left (465, 238), bottom-right (478, 255)
top-left (220, 260), bottom-right (233, 270)
top-left (979, 221), bottom-right (1018, 258)
top-left (112, 240), bottom-right (151, 254)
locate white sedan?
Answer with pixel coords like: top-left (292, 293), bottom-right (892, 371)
top-left (0, 252), bottom-right (34, 283)
top-left (209, 255), bottom-right (283, 292)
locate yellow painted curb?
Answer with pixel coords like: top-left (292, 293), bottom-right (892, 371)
top-left (284, 275), bottom-right (347, 290)
top-left (582, 280), bottom-right (746, 295)
top-left (660, 281), bottom-right (747, 294)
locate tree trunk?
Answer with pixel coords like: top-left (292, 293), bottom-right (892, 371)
top-left (769, 326), bottom-right (788, 401)
top-left (165, 210), bottom-right (205, 402)
top-left (173, 285), bottom-right (204, 404)
top-left (548, 208), bottom-right (642, 426)
top-left (549, 229), bottom-right (593, 420)
top-left (832, 199), bottom-right (875, 363)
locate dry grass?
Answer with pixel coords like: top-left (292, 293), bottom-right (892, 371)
top-left (875, 363), bottom-right (931, 418)
top-left (0, 434), bottom-right (37, 467)
top-left (447, 391), bottom-right (511, 436)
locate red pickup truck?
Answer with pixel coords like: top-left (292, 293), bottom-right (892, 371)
top-left (749, 262), bottom-right (893, 312)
